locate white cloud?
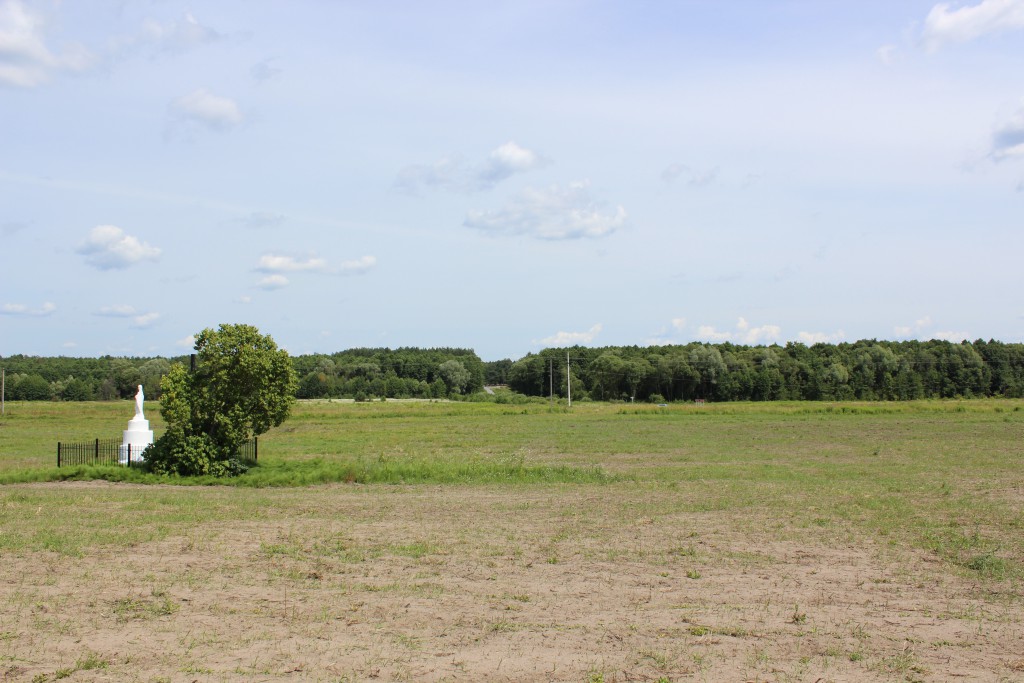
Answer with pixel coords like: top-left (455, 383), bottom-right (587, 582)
top-left (932, 330), bottom-right (972, 341)
top-left (695, 325), bottom-right (733, 342)
top-left (77, 225), bottom-right (160, 270)
top-left (395, 141), bottom-right (547, 194)
top-left (991, 103), bottom-right (1024, 161)
top-left (168, 88), bottom-right (243, 133)
top-left (894, 315), bottom-right (933, 338)
top-left (696, 317), bottom-right (782, 345)
top-left (537, 323), bottom-right (603, 347)
top-left (922, 0), bottom-right (1024, 50)
top-left (175, 335), bottom-right (196, 349)
top-left (256, 254), bottom-right (327, 273)
top-left (464, 181), bottom-right (626, 240)
top-left (339, 255), bottom-right (377, 275)
top-left (0, 0), bottom-right (94, 87)
top-left (798, 329), bottom-right (846, 345)
top-left (671, 317), bottom-right (687, 331)
top-left (742, 324), bottom-right (781, 345)
top-left (259, 274), bottom-right (289, 290)
top-left (477, 142), bottom-right (546, 186)
top-left (62, 341), bottom-right (76, 349)
top-left (140, 11), bottom-right (221, 54)
top-left (1, 301), bottom-right (55, 316)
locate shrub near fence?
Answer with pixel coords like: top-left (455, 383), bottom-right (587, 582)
top-left (55, 438), bottom-right (257, 467)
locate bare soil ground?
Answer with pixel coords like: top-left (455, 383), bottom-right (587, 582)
top-left (2, 481), bottom-right (1022, 682)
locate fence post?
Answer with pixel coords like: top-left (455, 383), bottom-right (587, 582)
top-left (57, 442), bottom-right (61, 468)
top-left (95, 438), bottom-right (99, 465)
top-left (254, 436), bottom-right (258, 462)
top-left (127, 443), bottom-right (131, 468)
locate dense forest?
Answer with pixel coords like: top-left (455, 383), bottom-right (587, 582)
top-left (498, 340), bottom-right (1024, 402)
top-left (2, 339), bottom-right (1023, 402)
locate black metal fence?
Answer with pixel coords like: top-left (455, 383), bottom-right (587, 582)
top-left (56, 438), bottom-right (130, 467)
top-left (56, 437), bottom-right (257, 467)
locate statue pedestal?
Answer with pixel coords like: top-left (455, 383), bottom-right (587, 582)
top-left (119, 416), bottom-right (154, 465)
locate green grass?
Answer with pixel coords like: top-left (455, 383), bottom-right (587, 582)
top-left (1, 398), bottom-right (1022, 580)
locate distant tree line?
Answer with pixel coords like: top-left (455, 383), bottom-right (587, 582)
top-left (497, 340), bottom-right (1024, 402)
top-left (3, 339), bottom-right (1024, 402)
top-left (291, 348), bottom-right (485, 400)
top-left (1, 355), bottom-right (180, 401)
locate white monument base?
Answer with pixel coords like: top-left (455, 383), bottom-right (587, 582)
top-left (119, 416), bottom-right (153, 465)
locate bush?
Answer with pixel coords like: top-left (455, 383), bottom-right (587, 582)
top-left (144, 431), bottom-right (247, 477)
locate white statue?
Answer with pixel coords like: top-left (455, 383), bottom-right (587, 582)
top-left (122, 384), bottom-right (153, 465)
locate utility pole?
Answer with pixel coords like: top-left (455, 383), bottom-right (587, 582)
top-left (548, 358), bottom-right (553, 407)
top-left (567, 351), bottom-right (571, 407)
top-left (1, 368), bottom-right (4, 416)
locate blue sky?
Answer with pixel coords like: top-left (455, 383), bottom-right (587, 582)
top-left (1, 0), bottom-right (1022, 360)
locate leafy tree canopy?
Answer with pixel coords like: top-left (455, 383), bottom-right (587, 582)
top-left (145, 324), bottom-right (297, 476)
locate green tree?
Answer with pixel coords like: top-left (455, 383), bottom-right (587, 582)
top-left (145, 324), bottom-right (297, 476)
top-left (11, 374), bottom-right (51, 400)
top-left (437, 359), bottom-right (471, 395)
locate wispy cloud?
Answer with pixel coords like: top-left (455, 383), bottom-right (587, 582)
top-left (395, 141), bottom-right (547, 194)
top-left (254, 252), bottom-right (375, 287)
top-left (234, 211), bottom-right (286, 229)
top-left (661, 163), bottom-right (719, 187)
top-left (94, 305), bottom-right (159, 328)
top-left (464, 181), bottom-right (626, 240)
top-left (167, 88), bottom-right (243, 135)
top-left (537, 323), bottom-right (603, 347)
top-left (95, 305), bottom-right (139, 317)
top-left (991, 103), bottom-right (1024, 161)
top-left (921, 0), bottom-right (1024, 50)
top-left (1, 301), bottom-right (55, 316)
top-left (139, 11), bottom-right (221, 55)
top-left (251, 57), bottom-right (282, 82)
top-left (130, 312), bottom-right (160, 329)
top-left (339, 255), bottom-right (377, 275)
top-left (77, 225), bottom-right (161, 270)
top-left (0, 0), bottom-right (94, 87)
top-left (876, 44), bottom-right (899, 64)
top-left (175, 335), bottom-right (196, 349)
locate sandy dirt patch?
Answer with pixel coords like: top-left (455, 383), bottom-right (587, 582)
top-left (1, 482), bottom-right (1022, 682)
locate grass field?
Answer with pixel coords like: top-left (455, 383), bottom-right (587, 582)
top-left (0, 398), bottom-right (1022, 681)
